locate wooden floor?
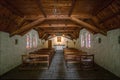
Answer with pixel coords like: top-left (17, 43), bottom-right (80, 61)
top-left (1, 50), bottom-right (120, 80)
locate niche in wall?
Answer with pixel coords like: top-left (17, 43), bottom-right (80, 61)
top-left (15, 39), bottom-right (18, 45)
top-left (118, 36), bottom-right (120, 44)
top-left (98, 38), bottom-right (101, 43)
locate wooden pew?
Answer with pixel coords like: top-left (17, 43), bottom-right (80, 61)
top-left (21, 48), bottom-right (55, 70)
top-left (64, 48), bottom-right (87, 69)
top-left (80, 54), bottom-right (94, 70)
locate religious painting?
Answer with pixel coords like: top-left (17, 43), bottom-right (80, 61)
top-left (57, 37), bottom-right (61, 42)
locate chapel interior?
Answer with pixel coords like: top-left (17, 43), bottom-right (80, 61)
top-left (0, 0), bottom-right (120, 80)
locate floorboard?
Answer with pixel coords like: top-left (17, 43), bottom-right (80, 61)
top-left (1, 50), bottom-right (120, 80)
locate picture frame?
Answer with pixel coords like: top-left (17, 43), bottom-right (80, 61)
top-left (57, 37), bottom-right (61, 42)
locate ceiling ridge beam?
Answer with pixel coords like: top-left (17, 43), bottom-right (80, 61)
top-left (68, 0), bottom-right (77, 17)
top-left (36, 0), bottom-right (47, 17)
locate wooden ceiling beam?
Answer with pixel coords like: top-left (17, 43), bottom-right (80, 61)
top-left (73, 30), bottom-right (79, 39)
top-left (0, 0), bottom-right (23, 17)
top-left (46, 32), bottom-right (73, 34)
top-left (44, 30), bottom-right (75, 33)
top-left (68, 33), bottom-right (76, 39)
top-left (39, 31), bottom-right (45, 38)
top-left (17, 17), bottom-right (26, 29)
top-left (70, 17), bottom-right (106, 35)
top-left (99, 11), bottom-right (120, 24)
top-left (62, 36), bottom-right (72, 40)
top-left (91, 17), bottom-right (107, 33)
top-left (44, 34), bottom-right (50, 40)
top-left (46, 15), bottom-right (70, 20)
top-left (68, 0), bottom-right (76, 17)
top-left (71, 15), bottom-right (92, 19)
top-left (10, 18), bottom-right (45, 36)
top-left (36, 0), bottom-right (47, 17)
top-left (41, 34), bottom-right (47, 40)
top-left (47, 36), bottom-right (56, 40)
top-left (37, 24), bottom-right (80, 28)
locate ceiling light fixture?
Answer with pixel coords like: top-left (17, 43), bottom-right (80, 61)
top-left (53, 0), bottom-right (61, 17)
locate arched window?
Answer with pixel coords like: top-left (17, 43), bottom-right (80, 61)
top-left (80, 31), bottom-right (91, 48)
top-left (26, 34), bottom-right (30, 49)
top-left (33, 34), bottom-right (37, 48)
top-left (86, 32), bottom-right (91, 48)
top-left (81, 34), bottom-right (85, 47)
top-left (26, 33), bottom-right (32, 49)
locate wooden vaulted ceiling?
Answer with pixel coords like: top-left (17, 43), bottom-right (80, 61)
top-left (0, 0), bottom-right (120, 40)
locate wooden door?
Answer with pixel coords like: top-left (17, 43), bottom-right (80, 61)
top-left (48, 40), bottom-right (52, 48)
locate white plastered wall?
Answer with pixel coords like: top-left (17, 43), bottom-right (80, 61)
top-left (75, 28), bottom-right (120, 77)
top-left (0, 29), bottom-right (43, 75)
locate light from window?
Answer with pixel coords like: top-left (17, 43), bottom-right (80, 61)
top-left (86, 32), bottom-right (91, 48)
top-left (81, 34), bottom-right (84, 47)
top-left (26, 34), bottom-right (30, 49)
top-left (81, 31), bottom-right (91, 48)
top-left (33, 35), bottom-right (37, 48)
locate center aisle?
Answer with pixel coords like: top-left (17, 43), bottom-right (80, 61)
top-left (40, 50), bottom-right (80, 79)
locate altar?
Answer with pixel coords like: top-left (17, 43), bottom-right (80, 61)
top-left (54, 45), bottom-right (66, 50)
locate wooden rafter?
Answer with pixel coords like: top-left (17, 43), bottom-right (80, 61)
top-left (44, 34), bottom-right (50, 40)
top-left (10, 15), bottom-right (107, 37)
top-left (47, 32), bottom-right (73, 35)
top-left (68, 33), bottom-right (75, 39)
top-left (99, 11), bottom-right (120, 24)
top-left (37, 24), bottom-right (80, 28)
top-left (36, 0), bottom-right (47, 17)
top-left (39, 31), bottom-right (45, 38)
top-left (10, 18), bottom-right (45, 36)
top-left (0, 0), bottom-right (23, 17)
top-left (41, 34), bottom-right (46, 39)
top-left (62, 36), bottom-right (72, 40)
top-left (91, 17), bottom-right (108, 33)
top-left (68, 0), bottom-right (76, 17)
top-left (44, 30), bottom-right (74, 33)
top-left (93, 0), bottom-right (114, 16)
top-left (17, 17), bottom-right (26, 29)
top-left (70, 17), bottom-right (106, 35)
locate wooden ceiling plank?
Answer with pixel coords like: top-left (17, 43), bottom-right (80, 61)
top-left (93, 0), bottom-right (114, 16)
top-left (68, 0), bottom-right (76, 17)
top-left (36, 0), bottom-right (47, 17)
top-left (99, 11), bottom-right (120, 24)
top-left (0, 0), bottom-right (23, 17)
top-left (10, 18), bottom-right (45, 36)
top-left (70, 17), bottom-right (106, 35)
top-left (17, 17), bottom-right (26, 29)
